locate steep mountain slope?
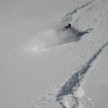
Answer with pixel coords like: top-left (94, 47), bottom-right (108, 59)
top-left (0, 0), bottom-right (108, 108)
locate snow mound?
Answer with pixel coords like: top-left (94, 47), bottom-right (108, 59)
top-left (23, 27), bottom-right (91, 52)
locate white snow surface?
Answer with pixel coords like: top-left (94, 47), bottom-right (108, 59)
top-left (0, 0), bottom-right (108, 108)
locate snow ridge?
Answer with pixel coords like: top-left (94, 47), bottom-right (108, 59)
top-left (56, 42), bottom-right (108, 108)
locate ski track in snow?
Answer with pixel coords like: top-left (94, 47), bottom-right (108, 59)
top-left (33, 42), bottom-right (108, 108)
top-left (61, 0), bottom-right (95, 24)
top-left (56, 42), bottom-right (108, 108)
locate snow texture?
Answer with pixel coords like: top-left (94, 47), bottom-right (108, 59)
top-left (56, 42), bottom-right (108, 108)
top-left (0, 0), bottom-right (108, 108)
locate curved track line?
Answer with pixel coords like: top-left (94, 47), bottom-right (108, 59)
top-left (56, 42), bottom-right (108, 108)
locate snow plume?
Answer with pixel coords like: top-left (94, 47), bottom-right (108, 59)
top-left (23, 26), bottom-right (92, 53)
top-left (23, 28), bottom-right (78, 52)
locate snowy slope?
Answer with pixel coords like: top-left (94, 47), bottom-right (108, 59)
top-left (0, 0), bottom-right (108, 108)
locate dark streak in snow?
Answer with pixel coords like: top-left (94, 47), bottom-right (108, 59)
top-left (56, 42), bottom-right (108, 108)
top-left (61, 0), bottom-right (95, 23)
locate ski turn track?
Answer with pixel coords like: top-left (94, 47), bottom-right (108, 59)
top-left (61, 0), bottom-right (95, 24)
top-left (56, 42), bottom-right (108, 108)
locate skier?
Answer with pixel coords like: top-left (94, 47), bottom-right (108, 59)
top-left (64, 23), bottom-right (72, 30)
top-left (63, 23), bottom-right (78, 35)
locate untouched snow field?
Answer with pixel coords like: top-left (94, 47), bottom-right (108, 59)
top-left (0, 0), bottom-right (108, 108)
